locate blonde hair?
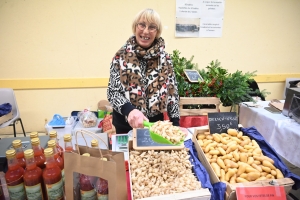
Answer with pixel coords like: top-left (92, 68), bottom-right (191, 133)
top-left (132, 8), bottom-right (162, 39)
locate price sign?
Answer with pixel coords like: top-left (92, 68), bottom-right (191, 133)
top-left (184, 69), bottom-right (203, 83)
top-left (132, 128), bottom-right (184, 150)
top-left (236, 186), bottom-right (286, 200)
top-left (207, 112), bottom-right (238, 133)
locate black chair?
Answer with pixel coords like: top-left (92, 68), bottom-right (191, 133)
top-left (247, 79), bottom-right (265, 101)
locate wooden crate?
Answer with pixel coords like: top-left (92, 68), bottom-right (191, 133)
top-left (128, 140), bottom-right (211, 200)
top-left (192, 130), bottom-right (294, 200)
top-left (179, 97), bottom-right (220, 116)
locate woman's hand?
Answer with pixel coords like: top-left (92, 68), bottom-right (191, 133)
top-left (127, 109), bottom-right (148, 129)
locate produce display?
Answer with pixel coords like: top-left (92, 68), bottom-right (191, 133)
top-left (129, 149), bottom-right (202, 199)
top-left (197, 129), bottom-right (284, 183)
top-left (149, 121), bottom-right (185, 144)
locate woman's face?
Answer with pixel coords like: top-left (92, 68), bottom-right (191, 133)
top-left (135, 19), bottom-right (158, 49)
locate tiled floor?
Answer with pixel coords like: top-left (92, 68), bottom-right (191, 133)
top-left (1, 132), bottom-right (300, 199)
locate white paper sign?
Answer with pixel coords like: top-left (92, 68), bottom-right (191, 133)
top-left (199, 18), bottom-right (223, 37)
top-left (199, 0), bottom-right (225, 18)
top-left (176, 0), bottom-right (201, 18)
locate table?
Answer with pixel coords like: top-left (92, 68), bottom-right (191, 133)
top-left (239, 101), bottom-right (300, 168)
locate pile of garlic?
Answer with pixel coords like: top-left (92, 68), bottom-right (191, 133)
top-left (129, 149), bottom-right (201, 199)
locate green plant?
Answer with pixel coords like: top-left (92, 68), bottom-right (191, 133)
top-left (171, 50), bottom-right (269, 108)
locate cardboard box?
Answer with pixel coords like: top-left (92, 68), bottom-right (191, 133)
top-left (179, 97), bottom-right (220, 116)
top-left (192, 129), bottom-right (294, 200)
top-left (128, 140), bottom-right (211, 200)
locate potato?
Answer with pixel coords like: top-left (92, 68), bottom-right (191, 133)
top-left (209, 150), bottom-right (220, 155)
top-left (246, 172), bottom-right (261, 181)
top-left (224, 159), bottom-right (238, 168)
top-left (236, 177), bottom-right (249, 183)
top-left (210, 158), bottom-right (217, 163)
top-left (227, 129), bottom-right (238, 136)
top-left (203, 140), bottom-right (213, 148)
top-left (247, 157), bottom-right (254, 165)
top-left (239, 173), bottom-right (248, 179)
top-left (231, 137), bottom-right (241, 144)
top-left (205, 143), bottom-right (217, 153)
top-left (212, 134), bottom-right (221, 142)
top-left (271, 170), bottom-right (277, 176)
top-left (262, 160), bottom-right (276, 170)
top-left (229, 174), bottom-right (237, 184)
top-left (276, 169), bottom-right (284, 179)
top-left (227, 141), bottom-right (237, 147)
top-left (206, 135), bottom-right (214, 140)
top-left (266, 174), bottom-right (275, 179)
top-left (218, 147), bottom-right (226, 156)
top-left (220, 169), bottom-right (226, 182)
top-left (245, 166), bottom-right (259, 173)
top-left (240, 153), bottom-right (248, 163)
top-left (217, 158), bottom-right (226, 169)
top-left (226, 144), bottom-right (238, 154)
top-left (225, 168), bottom-right (236, 181)
top-left (211, 163), bottom-right (221, 177)
top-left (237, 163), bottom-right (247, 176)
top-left (197, 140), bottom-right (204, 146)
top-left (233, 151), bottom-right (240, 161)
top-left (251, 163), bottom-right (262, 172)
top-left (256, 177), bottom-right (267, 181)
top-left (237, 131), bottom-right (243, 138)
top-left (261, 166), bottom-right (272, 173)
top-left (197, 134), bottom-right (206, 140)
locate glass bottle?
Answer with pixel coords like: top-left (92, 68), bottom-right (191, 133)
top-left (5, 149), bottom-right (26, 200)
top-left (30, 132), bottom-right (44, 153)
top-left (43, 148), bottom-right (64, 200)
top-left (49, 130), bottom-right (63, 157)
top-left (91, 139), bottom-right (98, 148)
top-left (23, 149), bottom-right (45, 200)
top-left (47, 140), bottom-right (64, 186)
top-left (79, 153), bottom-right (97, 200)
top-left (31, 138), bottom-right (46, 169)
top-left (12, 139), bottom-right (26, 169)
top-left (63, 134), bottom-right (74, 159)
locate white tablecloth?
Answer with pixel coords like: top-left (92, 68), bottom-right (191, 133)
top-left (239, 101), bottom-right (300, 168)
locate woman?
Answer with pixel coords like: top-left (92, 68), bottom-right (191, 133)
top-left (107, 8), bottom-right (180, 134)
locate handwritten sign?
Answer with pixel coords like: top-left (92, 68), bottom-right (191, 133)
top-left (236, 186), bottom-right (286, 200)
top-left (132, 129), bottom-right (184, 150)
top-left (207, 112), bottom-right (238, 133)
top-left (184, 69), bottom-right (203, 83)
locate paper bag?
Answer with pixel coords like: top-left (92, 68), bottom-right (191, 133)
top-left (64, 131), bottom-right (127, 200)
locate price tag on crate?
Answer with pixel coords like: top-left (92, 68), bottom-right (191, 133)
top-left (236, 186), bottom-right (286, 200)
top-left (207, 112), bottom-right (238, 134)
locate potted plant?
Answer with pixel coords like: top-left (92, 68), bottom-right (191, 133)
top-left (171, 50), bottom-right (269, 111)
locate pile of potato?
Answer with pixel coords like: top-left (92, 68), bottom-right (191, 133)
top-left (197, 129), bottom-right (284, 184)
top-left (129, 149), bottom-right (202, 199)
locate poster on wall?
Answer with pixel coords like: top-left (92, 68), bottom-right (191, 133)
top-left (175, 0), bottom-right (225, 38)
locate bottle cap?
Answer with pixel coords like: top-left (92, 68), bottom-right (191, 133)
top-left (49, 130), bottom-right (58, 139)
top-left (91, 139), bottom-right (98, 147)
top-left (63, 134), bottom-right (72, 142)
top-left (12, 139), bottom-right (22, 148)
top-left (6, 149), bottom-right (16, 158)
top-left (24, 149), bottom-right (34, 158)
top-left (82, 153), bottom-right (90, 157)
top-left (48, 140), bottom-right (56, 148)
top-left (30, 131), bottom-right (39, 139)
top-left (44, 148), bottom-right (53, 156)
top-left (31, 138), bottom-right (40, 145)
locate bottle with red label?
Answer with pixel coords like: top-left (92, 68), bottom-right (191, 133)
top-left (43, 148), bottom-right (64, 200)
top-left (12, 139), bottom-right (26, 169)
top-left (5, 149), bottom-right (26, 200)
top-left (31, 138), bottom-right (46, 169)
top-left (49, 130), bottom-right (63, 157)
top-left (79, 153), bottom-right (97, 200)
top-left (47, 140), bottom-right (64, 186)
top-left (23, 149), bottom-right (45, 200)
